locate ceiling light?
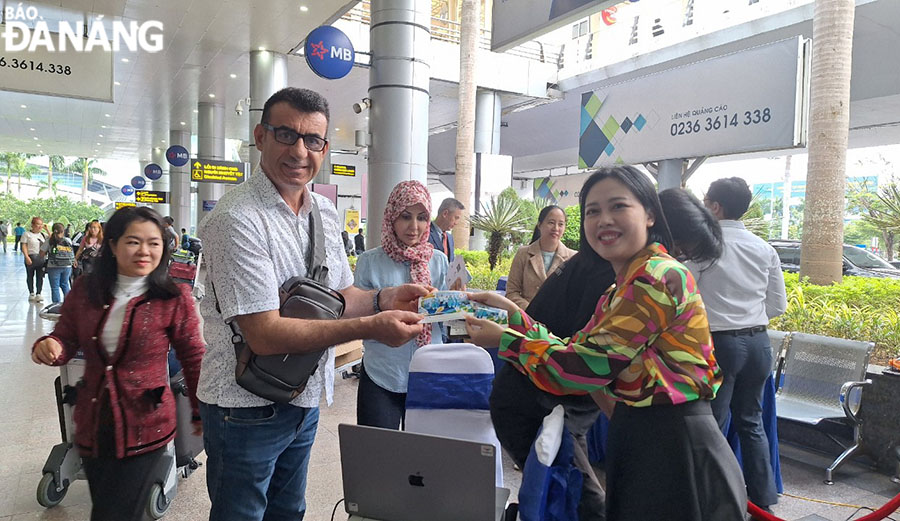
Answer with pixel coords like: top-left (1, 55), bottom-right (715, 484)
top-left (300, 5), bottom-right (309, 12)
top-left (29, 127), bottom-right (35, 131)
top-left (114, 81), bottom-right (121, 86)
top-left (33, 137), bottom-right (38, 140)
top-left (258, 46), bottom-right (266, 51)
top-left (193, 109), bottom-right (199, 113)
top-left (121, 58), bottom-right (129, 63)
top-left (97, 142), bottom-right (101, 145)
top-left (104, 114), bottom-right (111, 117)
top-left (208, 93), bottom-right (215, 98)
top-left (20, 104), bottom-right (26, 108)
top-left (334, 128), bottom-right (340, 132)
top-left (97, 14), bottom-right (104, 20)
top-left (180, 121), bottom-right (186, 126)
top-left (161, 139), bottom-right (166, 143)
top-left (98, 134), bottom-right (103, 137)
top-left (230, 73), bottom-right (237, 78)
top-left (25, 117), bottom-right (31, 121)
top-left (101, 125), bottom-right (106, 128)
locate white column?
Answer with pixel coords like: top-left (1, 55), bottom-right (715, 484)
top-left (169, 129), bottom-right (191, 233)
top-left (366, 0), bottom-right (431, 249)
top-left (249, 51), bottom-right (288, 172)
top-left (474, 89), bottom-right (501, 155)
top-left (197, 101), bottom-right (226, 222)
top-left (657, 159), bottom-right (683, 191)
top-left (151, 146), bottom-right (170, 216)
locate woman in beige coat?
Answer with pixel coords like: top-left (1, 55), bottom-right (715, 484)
top-left (506, 205), bottom-right (576, 309)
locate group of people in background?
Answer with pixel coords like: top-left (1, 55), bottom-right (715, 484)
top-left (28, 85), bottom-right (785, 521)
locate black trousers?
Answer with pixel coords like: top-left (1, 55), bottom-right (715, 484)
top-left (606, 400), bottom-right (747, 521)
top-left (356, 361), bottom-right (407, 430)
top-left (490, 363), bottom-right (606, 521)
top-left (24, 255), bottom-right (44, 294)
top-left (81, 395), bottom-right (165, 521)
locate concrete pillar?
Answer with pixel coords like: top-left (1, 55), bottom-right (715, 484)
top-left (366, 0), bottom-right (431, 249)
top-left (474, 89), bottom-right (501, 155)
top-left (249, 51), bottom-right (288, 172)
top-left (151, 146), bottom-right (170, 217)
top-left (197, 102), bottom-right (226, 223)
top-left (169, 129), bottom-right (191, 233)
top-left (657, 159), bottom-right (683, 191)
top-left (314, 151), bottom-right (332, 185)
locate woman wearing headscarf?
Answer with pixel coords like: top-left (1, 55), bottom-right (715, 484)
top-left (353, 181), bottom-right (449, 429)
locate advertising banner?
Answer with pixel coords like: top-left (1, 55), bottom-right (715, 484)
top-left (578, 37), bottom-right (809, 168)
top-left (491, 0), bottom-right (616, 52)
top-left (533, 173), bottom-right (590, 208)
top-left (344, 209), bottom-right (360, 234)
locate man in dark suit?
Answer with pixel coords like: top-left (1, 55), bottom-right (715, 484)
top-left (427, 198), bottom-right (465, 263)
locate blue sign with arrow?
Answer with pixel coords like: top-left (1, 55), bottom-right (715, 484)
top-left (305, 26), bottom-right (355, 80)
top-left (166, 145), bottom-right (190, 167)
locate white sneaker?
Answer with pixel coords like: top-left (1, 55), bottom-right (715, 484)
top-left (28, 293), bottom-right (35, 301)
top-left (35, 294), bottom-right (44, 302)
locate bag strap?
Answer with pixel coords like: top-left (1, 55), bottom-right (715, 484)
top-left (307, 195), bottom-right (328, 284)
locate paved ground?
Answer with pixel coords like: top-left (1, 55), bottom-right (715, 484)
top-left (0, 250), bottom-right (896, 520)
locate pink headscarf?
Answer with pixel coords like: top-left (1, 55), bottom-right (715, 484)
top-left (381, 181), bottom-right (434, 345)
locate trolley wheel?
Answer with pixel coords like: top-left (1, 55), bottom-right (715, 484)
top-left (147, 483), bottom-right (171, 519)
top-left (36, 472), bottom-right (68, 508)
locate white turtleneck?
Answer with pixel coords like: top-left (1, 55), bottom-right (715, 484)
top-left (101, 274), bottom-right (149, 356)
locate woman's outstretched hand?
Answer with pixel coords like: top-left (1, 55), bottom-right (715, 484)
top-left (464, 315), bottom-right (505, 348)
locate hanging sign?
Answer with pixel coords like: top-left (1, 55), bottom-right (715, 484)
top-left (305, 26), bottom-right (355, 80)
top-left (131, 176), bottom-right (147, 189)
top-left (166, 145), bottom-right (189, 167)
top-left (121, 185), bottom-right (135, 196)
top-left (115, 202), bottom-right (136, 210)
top-left (135, 190), bottom-right (168, 204)
top-left (144, 163), bottom-right (163, 180)
top-left (344, 209), bottom-right (360, 234)
top-left (332, 164), bottom-right (356, 177)
top-left (190, 159), bottom-right (247, 184)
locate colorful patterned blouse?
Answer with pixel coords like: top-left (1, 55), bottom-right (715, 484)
top-left (499, 242), bottom-right (721, 407)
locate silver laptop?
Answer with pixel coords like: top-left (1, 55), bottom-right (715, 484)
top-left (339, 424), bottom-right (510, 521)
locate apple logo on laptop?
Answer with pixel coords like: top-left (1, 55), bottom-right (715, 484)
top-left (408, 473), bottom-right (425, 487)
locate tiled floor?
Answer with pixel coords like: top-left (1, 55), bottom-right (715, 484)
top-left (0, 249), bottom-right (898, 520)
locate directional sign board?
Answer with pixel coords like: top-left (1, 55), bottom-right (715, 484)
top-left (190, 159), bottom-right (247, 184)
top-left (115, 202), bottom-right (136, 210)
top-left (135, 190), bottom-right (169, 204)
top-left (332, 164), bottom-right (356, 177)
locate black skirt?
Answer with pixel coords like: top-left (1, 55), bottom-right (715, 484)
top-left (605, 400), bottom-right (747, 521)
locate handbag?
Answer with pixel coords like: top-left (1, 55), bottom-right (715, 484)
top-left (217, 196), bottom-right (346, 403)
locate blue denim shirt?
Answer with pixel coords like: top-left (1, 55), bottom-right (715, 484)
top-left (354, 247), bottom-right (448, 393)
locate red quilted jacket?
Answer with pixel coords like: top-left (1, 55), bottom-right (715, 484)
top-left (33, 277), bottom-right (205, 459)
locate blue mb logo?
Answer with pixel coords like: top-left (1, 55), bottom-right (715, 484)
top-left (305, 25), bottom-right (355, 80)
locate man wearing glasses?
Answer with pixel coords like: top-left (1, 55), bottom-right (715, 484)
top-left (198, 87), bottom-right (429, 521)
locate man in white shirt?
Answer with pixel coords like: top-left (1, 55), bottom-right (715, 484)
top-left (686, 177), bottom-right (786, 511)
top-left (198, 87), bottom-right (428, 521)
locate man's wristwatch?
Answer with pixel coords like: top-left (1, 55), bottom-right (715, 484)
top-left (373, 288), bottom-right (383, 313)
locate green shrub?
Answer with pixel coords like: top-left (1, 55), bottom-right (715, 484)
top-left (468, 256), bottom-right (514, 291)
top-left (562, 205), bottom-right (580, 250)
top-left (455, 249), bottom-right (488, 267)
top-left (772, 272), bottom-right (900, 362)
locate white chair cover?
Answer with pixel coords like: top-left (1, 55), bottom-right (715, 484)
top-left (405, 343), bottom-right (504, 487)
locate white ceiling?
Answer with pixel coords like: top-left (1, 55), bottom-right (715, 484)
top-left (0, 0), bottom-right (363, 160)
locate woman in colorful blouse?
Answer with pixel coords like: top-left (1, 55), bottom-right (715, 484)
top-left (466, 166), bottom-right (746, 521)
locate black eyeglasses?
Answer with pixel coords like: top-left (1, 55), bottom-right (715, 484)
top-left (261, 123), bottom-right (328, 152)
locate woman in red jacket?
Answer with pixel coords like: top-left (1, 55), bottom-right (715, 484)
top-left (32, 206), bottom-right (205, 521)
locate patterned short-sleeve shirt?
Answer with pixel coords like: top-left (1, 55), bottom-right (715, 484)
top-left (197, 166), bottom-right (353, 408)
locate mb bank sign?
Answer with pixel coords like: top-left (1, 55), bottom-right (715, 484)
top-left (305, 26), bottom-right (355, 80)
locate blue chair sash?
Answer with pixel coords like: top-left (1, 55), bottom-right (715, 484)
top-left (406, 372), bottom-right (493, 410)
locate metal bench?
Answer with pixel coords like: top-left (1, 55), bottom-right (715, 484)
top-left (774, 332), bottom-right (874, 484)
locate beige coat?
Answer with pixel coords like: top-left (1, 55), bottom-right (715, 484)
top-left (505, 240), bottom-right (576, 309)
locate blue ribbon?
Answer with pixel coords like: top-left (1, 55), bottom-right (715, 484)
top-left (406, 372), bottom-right (493, 410)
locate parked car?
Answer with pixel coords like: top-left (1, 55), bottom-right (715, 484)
top-left (891, 260), bottom-right (900, 270)
top-left (769, 240), bottom-right (900, 279)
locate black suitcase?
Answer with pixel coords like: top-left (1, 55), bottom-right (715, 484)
top-left (170, 370), bottom-right (204, 472)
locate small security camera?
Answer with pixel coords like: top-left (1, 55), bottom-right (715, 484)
top-left (235, 101), bottom-right (243, 115)
top-left (352, 97), bottom-right (371, 114)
